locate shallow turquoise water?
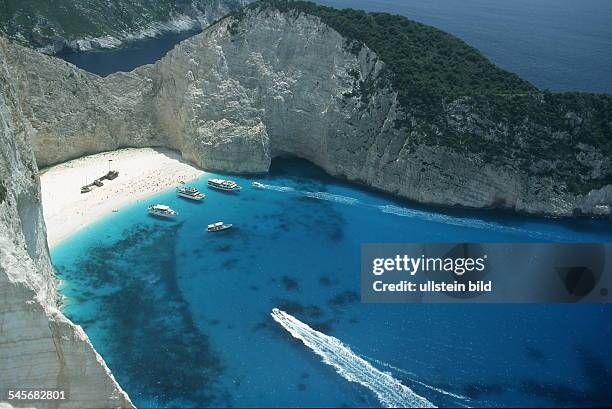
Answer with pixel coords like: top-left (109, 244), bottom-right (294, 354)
top-left (52, 158), bottom-right (612, 408)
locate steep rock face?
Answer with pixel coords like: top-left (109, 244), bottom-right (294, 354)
top-left (1, 38), bottom-right (162, 168)
top-left (150, 7), bottom-right (395, 174)
top-left (2, 8), bottom-right (611, 216)
top-left (0, 41), bottom-right (133, 409)
top-left (0, 6), bottom-right (610, 406)
top-left (148, 8), bottom-right (610, 216)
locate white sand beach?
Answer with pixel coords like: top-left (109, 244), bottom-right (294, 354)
top-left (40, 148), bottom-right (205, 247)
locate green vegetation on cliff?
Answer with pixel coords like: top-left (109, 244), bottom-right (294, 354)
top-left (240, 0), bottom-right (536, 110)
top-left (234, 1), bottom-right (611, 195)
top-left (0, 0), bottom-right (245, 51)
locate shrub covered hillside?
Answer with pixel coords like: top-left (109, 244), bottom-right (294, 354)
top-left (234, 1), bottom-right (612, 196)
top-left (0, 0), bottom-right (248, 52)
top-left (239, 0), bottom-right (535, 108)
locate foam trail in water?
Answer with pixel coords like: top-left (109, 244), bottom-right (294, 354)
top-left (378, 205), bottom-right (564, 241)
top-left (302, 191), bottom-right (360, 205)
top-left (256, 184), bottom-right (563, 240)
top-left (364, 355), bottom-right (471, 403)
top-left (256, 183), bottom-right (296, 193)
top-left (255, 183), bottom-right (360, 204)
top-left (271, 308), bottom-right (436, 408)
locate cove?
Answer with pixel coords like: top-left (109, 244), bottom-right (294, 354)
top-left (59, 29), bottom-right (200, 76)
top-left (51, 157), bottom-right (612, 408)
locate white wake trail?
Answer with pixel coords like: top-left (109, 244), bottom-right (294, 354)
top-left (271, 308), bottom-right (436, 408)
top-left (302, 191), bottom-right (360, 205)
top-left (364, 355), bottom-right (471, 403)
top-left (254, 182), bottom-right (360, 205)
top-left (256, 183), bottom-right (296, 193)
top-left (378, 205), bottom-right (564, 241)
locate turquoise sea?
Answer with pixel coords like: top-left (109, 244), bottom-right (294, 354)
top-left (52, 158), bottom-right (612, 408)
top-left (53, 1), bottom-right (612, 406)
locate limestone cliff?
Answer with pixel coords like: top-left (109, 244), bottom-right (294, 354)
top-left (147, 5), bottom-right (612, 217)
top-left (0, 41), bottom-right (133, 409)
top-left (5, 5), bottom-right (609, 216)
top-left (0, 4), bottom-right (611, 408)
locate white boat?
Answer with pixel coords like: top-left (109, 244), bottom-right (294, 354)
top-left (148, 204), bottom-right (177, 218)
top-left (252, 182), bottom-right (265, 189)
top-left (208, 178), bottom-right (241, 192)
top-left (177, 186), bottom-right (205, 201)
top-left (207, 221), bottom-right (233, 232)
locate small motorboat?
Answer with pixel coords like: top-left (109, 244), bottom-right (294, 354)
top-left (207, 221), bottom-right (233, 232)
top-left (148, 204), bottom-right (178, 218)
top-left (80, 186), bottom-right (92, 194)
top-left (252, 182), bottom-right (265, 189)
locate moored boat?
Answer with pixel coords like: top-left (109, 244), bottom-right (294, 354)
top-left (208, 178), bottom-right (241, 192)
top-left (177, 186), bottom-right (205, 201)
top-left (80, 186), bottom-right (92, 194)
top-left (148, 204), bottom-right (178, 218)
top-left (207, 221), bottom-right (233, 232)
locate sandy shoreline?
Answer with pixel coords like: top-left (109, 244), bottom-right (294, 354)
top-left (40, 148), bottom-right (205, 247)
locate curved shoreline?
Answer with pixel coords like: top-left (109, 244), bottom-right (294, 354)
top-left (40, 147), bottom-right (205, 247)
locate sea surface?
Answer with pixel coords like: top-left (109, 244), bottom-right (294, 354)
top-left (58, 0), bottom-right (612, 94)
top-left (315, 0), bottom-right (612, 93)
top-left (59, 30), bottom-right (199, 76)
top-left (52, 158), bottom-right (612, 408)
top-left (52, 1), bottom-right (612, 407)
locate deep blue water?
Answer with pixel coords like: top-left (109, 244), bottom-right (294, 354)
top-left (59, 30), bottom-right (199, 76)
top-left (52, 158), bottom-right (612, 408)
top-left (315, 0), bottom-right (612, 93)
top-left (59, 0), bottom-right (612, 94)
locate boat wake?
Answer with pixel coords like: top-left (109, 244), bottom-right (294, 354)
top-left (378, 205), bottom-right (564, 241)
top-left (255, 183), bottom-right (359, 205)
top-left (254, 183), bottom-right (296, 193)
top-left (271, 308), bottom-right (436, 408)
top-left (255, 183), bottom-right (566, 240)
top-left (363, 354), bottom-right (471, 405)
top-left (302, 191), bottom-right (360, 205)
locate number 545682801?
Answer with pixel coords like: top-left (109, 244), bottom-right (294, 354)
top-left (7, 389), bottom-right (66, 401)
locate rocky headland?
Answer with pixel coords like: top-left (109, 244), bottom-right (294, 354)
top-left (3, 1), bottom-right (610, 216)
top-left (1, 1), bottom-right (611, 407)
top-left (1, 0), bottom-right (252, 54)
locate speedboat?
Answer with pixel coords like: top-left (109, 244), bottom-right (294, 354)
top-left (208, 178), bottom-right (241, 192)
top-left (177, 186), bottom-right (205, 201)
top-left (252, 182), bottom-right (265, 189)
top-left (207, 221), bottom-right (233, 232)
top-left (148, 204), bottom-right (177, 218)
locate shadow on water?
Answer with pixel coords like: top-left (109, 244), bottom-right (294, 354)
top-left (519, 348), bottom-right (612, 407)
top-left (269, 156), bottom-right (612, 238)
top-left (57, 223), bottom-right (228, 407)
